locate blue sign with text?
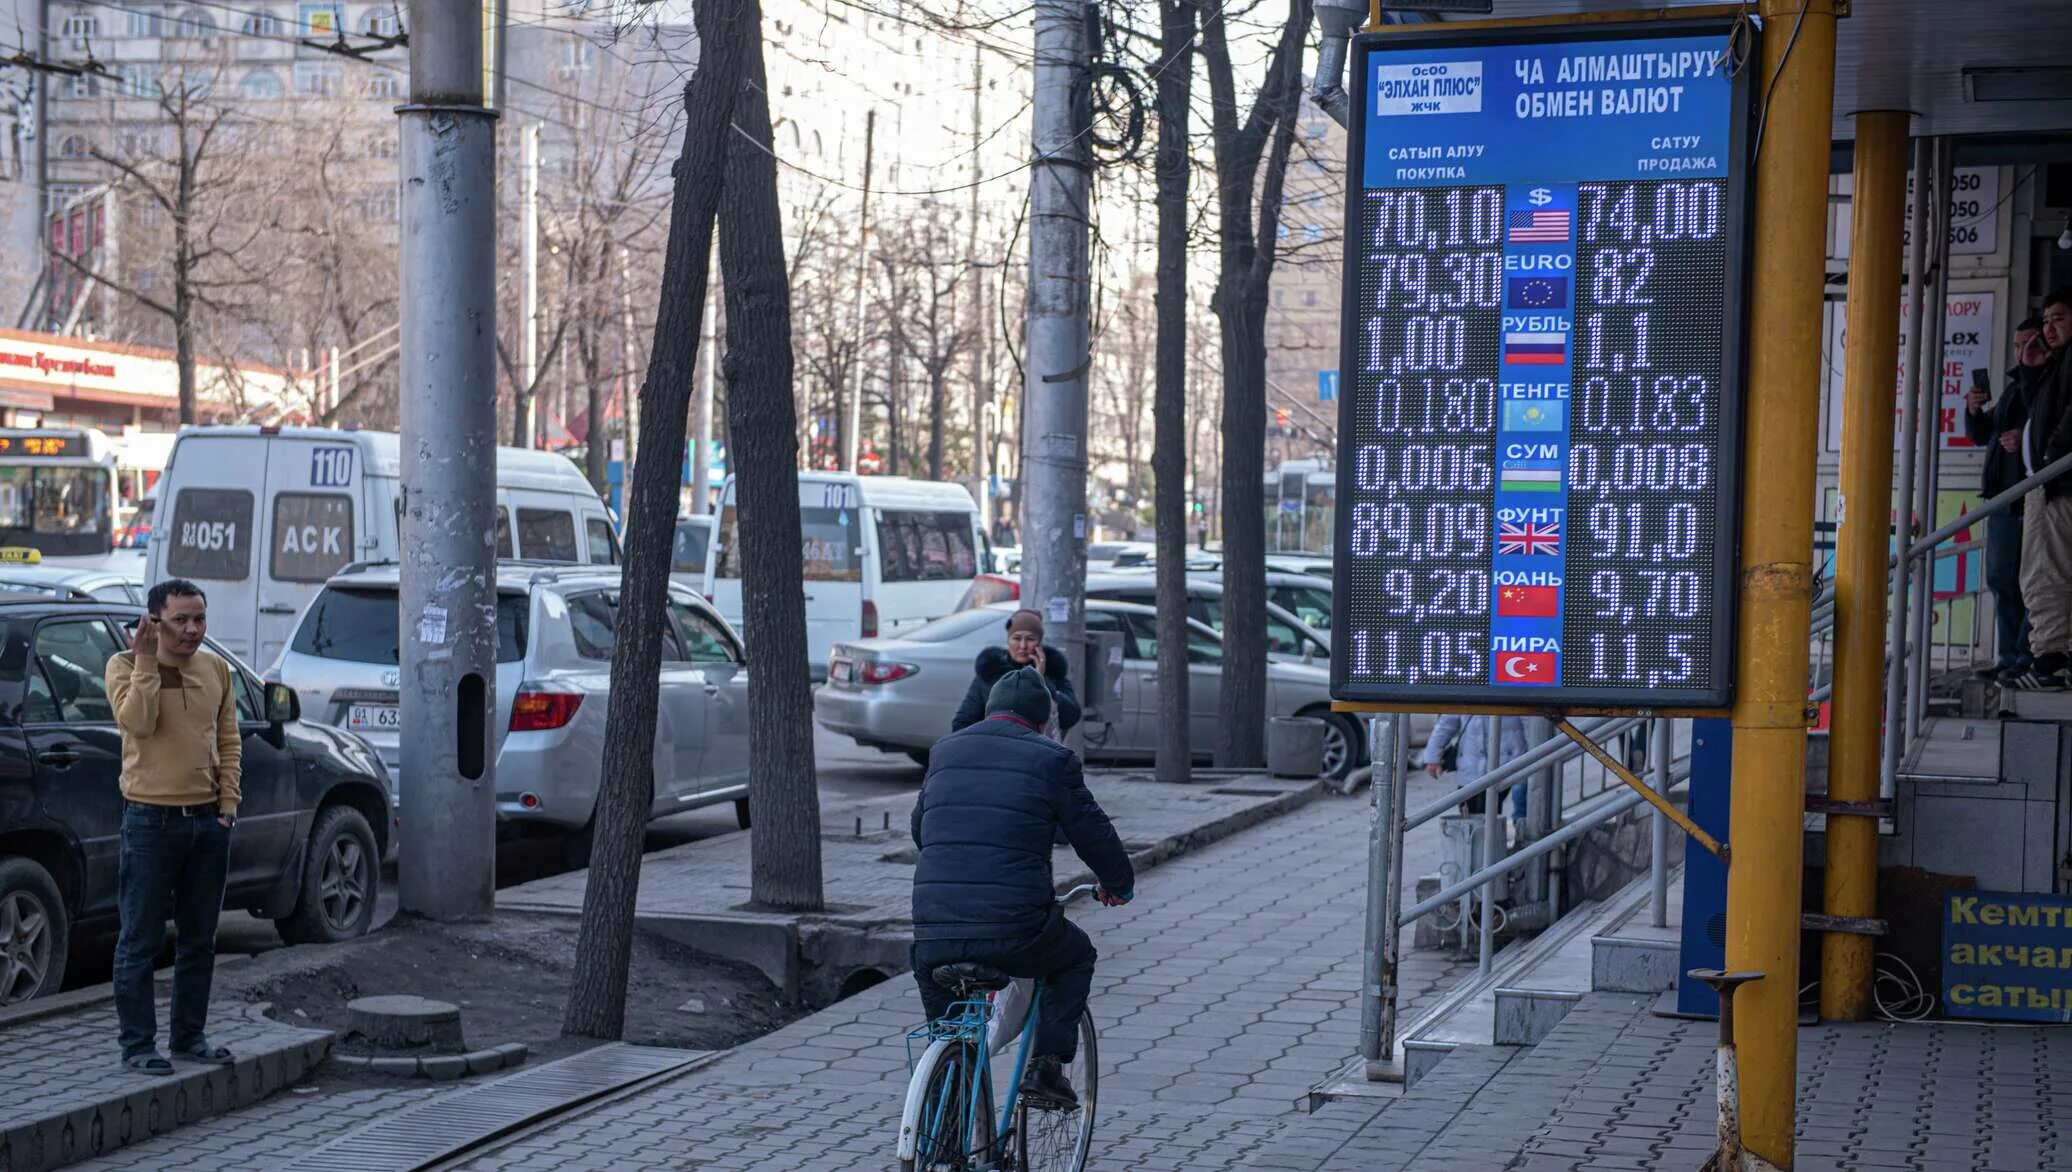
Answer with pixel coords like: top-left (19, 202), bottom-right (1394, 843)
top-left (1942, 889), bottom-right (2072, 1022)
top-left (1362, 34), bottom-right (1733, 189)
top-left (1318, 370), bottom-right (1339, 402)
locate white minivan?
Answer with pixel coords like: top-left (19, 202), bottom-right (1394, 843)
top-left (146, 427), bottom-right (618, 669)
top-left (704, 472), bottom-right (982, 679)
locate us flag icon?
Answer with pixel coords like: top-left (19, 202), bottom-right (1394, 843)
top-left (1507, 209), bottom-right (1572, 243)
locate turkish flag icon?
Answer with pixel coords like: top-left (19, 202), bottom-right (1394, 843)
top-left (1496, 584), bottom-right (1558, 618)
top-left (1496, 651), bottom-right (1557, 685)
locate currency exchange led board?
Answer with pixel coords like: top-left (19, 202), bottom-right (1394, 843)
top-left (1329, 20), bottom-right (1752, 709)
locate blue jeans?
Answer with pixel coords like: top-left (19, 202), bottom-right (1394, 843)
top-left (913, 909), bottom-right (1096, 1061)
top-left (1987, 510), bottom-right (2031, 670)
top-left (114, 802), bottom-right (230, 1059)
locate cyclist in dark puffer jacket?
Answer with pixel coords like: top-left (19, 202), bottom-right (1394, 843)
top-left (911, 667), bottom-right (1133, 1106)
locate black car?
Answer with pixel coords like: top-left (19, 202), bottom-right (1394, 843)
top-left (0, 601), bottom-right (393, 1005)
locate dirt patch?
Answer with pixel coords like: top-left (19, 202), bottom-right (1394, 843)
top-left (235, 916), bottom-right (801, 1065)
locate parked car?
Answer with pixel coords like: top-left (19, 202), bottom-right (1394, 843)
top-left (148, 426), bottom-right (620, 671)
top-left (815, 599), bottom-right (1372, 779)
top-left (1083, 571), bottom-right (1335, 660)
top-left (0, 599), bottom-right (393, 1005)
top-left (269, 562), bottom-right (751, 865)
top-left (672, 514), bottom-right (714, 589)
top-left (0, 558), bottom-right (145, 605)
top-left (1084, 540), bottom-right (1153, 571)
top-left (705, 472), bottom-right (983, 680)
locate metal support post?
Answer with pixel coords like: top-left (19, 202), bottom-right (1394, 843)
top-left (1020, 0), bottom-right (1092, 697)
top-left (1728, 3), bottom-right (1838, 1164)
top-left (1690, 970), bottom-right (1775, 1172)
top-left (1823, 109), bottom-right (1909, 1022)
top-left (1905, 138), bottom-right (1954, 744)
top-left (1358, 716), bottom-right (1398, 1064)
top-left (1650, 717), bottom-right (1671, 928)
top-left (398, 0), bottom-right (499, 921)
top-left (1478, 717), bottom-right (1500, 974)
top-left (1882, 136), bottom-right (1932, 796)
top-left (691, 293), bottom-right (718, 510)
top-left (1525, 715), bottom-right (1553, 903)
top-left (518, 121), bottom-right (539, 449)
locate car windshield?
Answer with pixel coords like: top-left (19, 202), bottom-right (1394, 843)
top-left (291, 586), bottom-right (529, 664)
top-left (0, 466), bottom-right (113, 557)
top-left (1270, 585), bottom-right (1332, 631)
top-left (903, 608), bottom-right (1002, 643)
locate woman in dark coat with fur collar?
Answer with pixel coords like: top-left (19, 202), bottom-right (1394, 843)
top-left (950, 608), bottom-right (1080, 735)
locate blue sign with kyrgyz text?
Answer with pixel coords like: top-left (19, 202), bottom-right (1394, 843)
top-left (1942, 889), bottom-right (2072, 1023)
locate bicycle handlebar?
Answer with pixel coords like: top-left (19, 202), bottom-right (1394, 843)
top-left (1060, 883), bottom-right (1097, 903)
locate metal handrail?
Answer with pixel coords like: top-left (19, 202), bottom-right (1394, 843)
top-left (1404, 755), bottom-right (1689, 923)
top-left (1404, 714), bottom-right (1646, 828)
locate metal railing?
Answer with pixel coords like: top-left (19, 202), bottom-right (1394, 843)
top-left (1359, 711), bottom-right (1690, 1066)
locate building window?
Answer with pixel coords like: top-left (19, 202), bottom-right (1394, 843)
top-left (127, 9), bottom-right (163, 38)
top-left (360, 9), bottom-right (398, 37)
top-left (294, 63), bottom-right (343, 96)
top-left (298, 2), bottom-right (343, 37)
top-left (241, 10), bottom-right (282, 36)
top-left (116, 64), bottom-right (162, 99)
top-left (57, 135), bottom-right (91, 159)
top-left (170, 7), bottom-right (216, 37)
top-left (366, 187), bottom-right (398, 221)
top-left (65, 72), bottom-right (99, 98)
top-left (165, 70), bottom-right (211, 101)
top-left (240, 69), bottom-right (282, 100)
top-left (45, 185), bottom-right (91, 217)
top-left (365, 134), bottom-right (395, 160)
top-left (60, 14), bottom-right (99, 41)
top-left (559, 38), bottom-right (596, 70)
top-left (119, 129), bottom-right (160, 157)
top-left (365, 71), bottom-right (400, 100)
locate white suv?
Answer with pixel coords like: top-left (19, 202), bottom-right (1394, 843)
top-left (269, 562), bottom-right (753, 861)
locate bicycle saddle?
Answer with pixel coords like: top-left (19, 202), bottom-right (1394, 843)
top-left (933, 963), bottom-right (1013, 993)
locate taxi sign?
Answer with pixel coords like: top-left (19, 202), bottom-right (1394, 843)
top-left (0, 547), bottom-right (44, 564)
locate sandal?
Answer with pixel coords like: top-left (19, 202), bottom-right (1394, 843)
top-left (173, 1040), bottom-right (234, 1065)
top-left (123, 1052), bottom-right (174, 1075)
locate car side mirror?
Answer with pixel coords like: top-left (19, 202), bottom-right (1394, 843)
top-left (265, 682), bottom-right (300, 725)
top-left (1301, 643), bottom-right (1316, 665)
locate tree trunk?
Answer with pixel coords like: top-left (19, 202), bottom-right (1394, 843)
top-left (174, 168), bottom-right (196, 424)
top-left (927, 366), bottom-right (946, 481)
top-left (582, 323), bottom-right (607, 491)
top-left (721, 0), bottom-right (824, 913)
top-left (562, 0), bottom-right (747, 1041)
top-left (1206, 0), bottom-right (1307, 769)
top-left (1152, 0), bottom-right (1195, 785)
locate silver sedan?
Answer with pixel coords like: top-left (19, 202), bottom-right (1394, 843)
top-left (815, 599), bottom-right (1369, 779)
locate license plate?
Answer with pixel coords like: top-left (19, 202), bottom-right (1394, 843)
top-left (347, 704), bottom-right (401, 731)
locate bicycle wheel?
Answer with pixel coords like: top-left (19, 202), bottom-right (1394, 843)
top-left (1014, 1009), bottom-right (1097, 1172)
top-left (904, 1040), bottom-right (997, 1172)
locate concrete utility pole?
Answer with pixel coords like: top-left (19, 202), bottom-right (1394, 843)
top-left (398, 0), bottom-right (499, 920)
top-left (519, 121), bottom-right (540, 448)
top-left (1020, 0), bottom-right (1092, 699)
top-left (843, 109), bottom-right (876, 472)
top-left (691, 293), bottom-right (718, 512)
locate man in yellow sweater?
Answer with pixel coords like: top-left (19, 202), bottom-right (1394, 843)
top-left (106, 579), bottom-right (242, 1075)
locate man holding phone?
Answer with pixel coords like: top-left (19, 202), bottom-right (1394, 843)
top-left (1965, 317), bottom-right (2049, 682)
top-left (106, 579), bottom-right (242, 1074)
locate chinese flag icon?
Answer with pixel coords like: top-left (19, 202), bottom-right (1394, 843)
top-left (1496, 584), bottom-right (1558, 618)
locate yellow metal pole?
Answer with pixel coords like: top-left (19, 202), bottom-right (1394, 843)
top-left (1729, 2), bottom-right (1839, 1167)
top-left (1820, 110), bottom-right (1909, 1023)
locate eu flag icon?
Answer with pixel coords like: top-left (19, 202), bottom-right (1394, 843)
top-left (1505, 275), bottom-right (1570, 310)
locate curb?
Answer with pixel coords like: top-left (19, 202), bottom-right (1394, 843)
top-left (0, 1004), bottom-right (332, 1172)
top-left (329, 1041), bottom-right (530, 1080)
top-left (0, 954), bottom-right (254, 1031)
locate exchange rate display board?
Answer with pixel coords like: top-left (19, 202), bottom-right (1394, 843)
top-left (1330, 20), bottom-right (1752, 709)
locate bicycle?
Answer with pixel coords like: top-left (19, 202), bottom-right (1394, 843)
top-left (897, 884), bottom-right (1101, 1172)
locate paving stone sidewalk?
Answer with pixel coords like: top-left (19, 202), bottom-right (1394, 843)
top-left (445, 776), bottom-right (1475, 1171)
top-left (1239, 990), bottom-right (2072, 1171)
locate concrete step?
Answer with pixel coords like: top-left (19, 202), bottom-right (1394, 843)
top-left (0, 998), bottom-right (332, 1172)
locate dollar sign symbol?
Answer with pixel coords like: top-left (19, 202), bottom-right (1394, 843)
top-left (1528, 187), bottom-right (1553, 207)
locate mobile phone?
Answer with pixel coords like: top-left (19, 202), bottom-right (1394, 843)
top-left (1972, 369), bottom-right (1991, 394)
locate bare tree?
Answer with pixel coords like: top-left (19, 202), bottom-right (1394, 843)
top-left (57, 68), bottom-right (284, 422)
top-left (880, 206), bottom-right (969, 481)
top-left (563, 0), bottom-right (747, 1041)
top-left (1152, 0), bottom-right (1197, 784)
top-left (1203, 0), bottom-right (1307, 767)
top-left (721, 0), bottom-right (824, 913)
